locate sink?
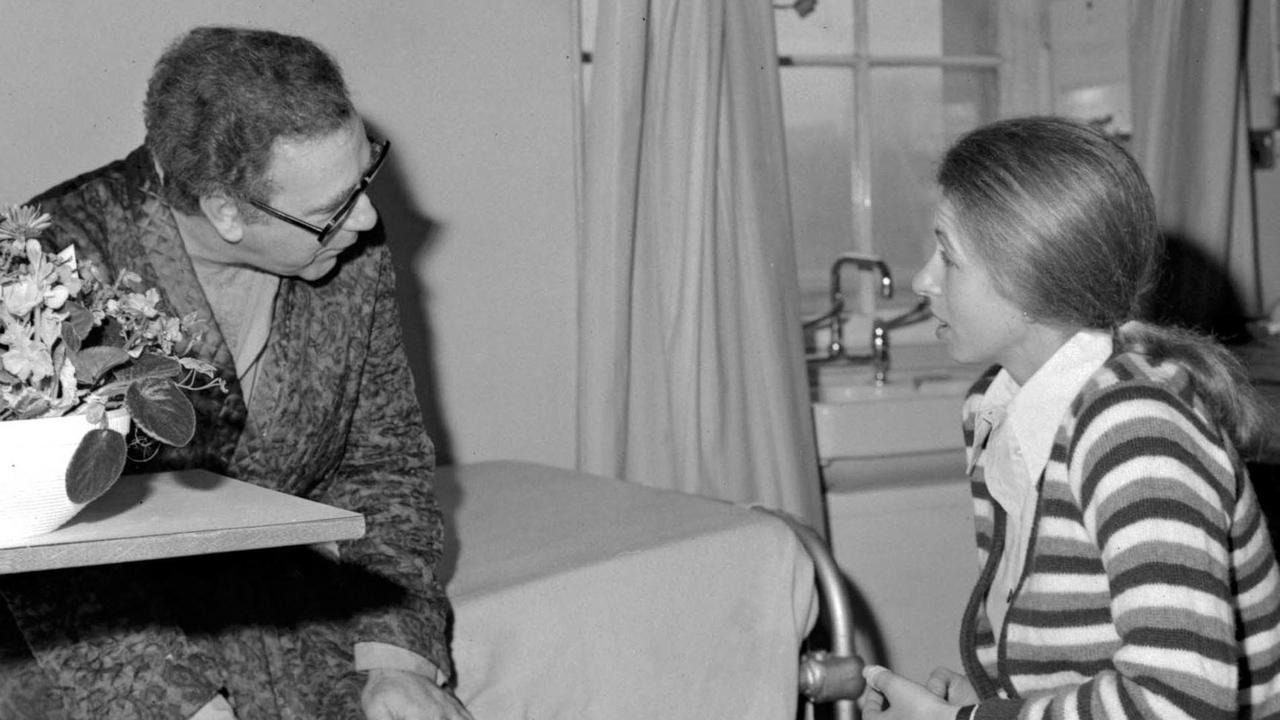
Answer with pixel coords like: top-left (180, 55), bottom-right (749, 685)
top-left (814, 373), bottom-right (972, 403)
top-left (810, 362), bottom-right (977, 490)
top-left (812, 386), bottom-right (967, 461)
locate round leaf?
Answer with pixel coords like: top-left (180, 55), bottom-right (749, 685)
top-left (66, 429), bottom-right (128, 504)
top-left (113, 353), bottom-right (182, 382)
top-left (125, 377), bottom-right (196, 446)
top-left (60, 301), bottom-right (95, 350)
top-left (71, 346), bottom-right (132, 384)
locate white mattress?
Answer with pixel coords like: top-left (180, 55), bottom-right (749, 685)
top-left (438, 460), bottom-right (818, 719)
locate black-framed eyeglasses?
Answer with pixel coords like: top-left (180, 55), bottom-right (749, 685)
top-left (248, 137), bottom-right (390, 244)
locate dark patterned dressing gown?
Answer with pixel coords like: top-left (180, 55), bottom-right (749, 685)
top-left (0, 147), bottom-right (453, 719)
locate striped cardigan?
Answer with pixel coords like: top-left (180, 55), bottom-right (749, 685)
top-left (958, 351), bottom-right (1280, 720)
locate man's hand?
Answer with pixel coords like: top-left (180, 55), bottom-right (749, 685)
top-left (362, 669), bottom-right (474, 720)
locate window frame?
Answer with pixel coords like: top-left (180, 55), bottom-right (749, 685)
top-left (776, 0), bottom-right (1047, 321)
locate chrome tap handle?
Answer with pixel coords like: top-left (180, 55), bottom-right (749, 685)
top-left (827, 298), bottom-right (847, 360)
top-left (813, 253), bottom-right (895, 363)
top-left (872, 321), bottom-right (889, 385)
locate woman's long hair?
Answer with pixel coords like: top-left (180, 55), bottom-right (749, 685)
top-left (938, 116), bottom-right (1271, 456)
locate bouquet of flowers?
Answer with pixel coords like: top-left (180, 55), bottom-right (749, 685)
top-left (1, 204), bottom-right (221, 505)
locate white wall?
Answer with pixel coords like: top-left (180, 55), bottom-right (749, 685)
top-left (1254, 167), bottom-right (1280, 316)
top-left (826, 479), bottom-right (975, 682)
top-left (0, 2), bottom-right (581, 468)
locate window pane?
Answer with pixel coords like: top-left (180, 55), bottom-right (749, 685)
top-left (869, 0), bottom-right (997, 57)
top-left (775, 0), bottom-right (853, 56)
top-left (781, 67), bottom-right (854, 311)
top-left (869, 67), bottom-right (997, 310)
top-left (942, 0), bottom-right (998, 56)
top-left (944, 68), bottom-right (999, 138)
top-left (1048, 0), bottom-right (1132, 136)
top-left (869, 0), bottom-right (940, 55)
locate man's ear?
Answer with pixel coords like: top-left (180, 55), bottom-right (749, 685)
top-left (198, 194), bottom-right (246, 244)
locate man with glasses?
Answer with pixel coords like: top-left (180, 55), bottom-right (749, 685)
top-left (0, 26), bottom-right (471, 720)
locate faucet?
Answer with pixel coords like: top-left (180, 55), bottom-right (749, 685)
top-left (871, 296), bottom-right (933, 384)
top-left (804, 253), bottom-right (893, 363)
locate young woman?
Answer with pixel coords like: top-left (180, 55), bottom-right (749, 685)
top-left (859, 116), bottom-right (1280, 720)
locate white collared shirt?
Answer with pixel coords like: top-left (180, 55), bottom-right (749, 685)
top-left (979, 329), bottom-right (1113, 640)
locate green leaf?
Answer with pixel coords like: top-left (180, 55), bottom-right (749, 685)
top-left (65, 429), bottom-right (127, 504)
top-left (71, 346), bottom-right (132, 384)
top-left (60, 301), bottom-right (95, 351)
top-left (11, 393), bottom-right (51, 419)
top-left (51, 342), bottom-right (67, 383)
top-left (112, 353), bottom-right (181, 382)
top-left (125, 377), bottom-right (195, 447)
top-left (95, 317), bottom-right (127, 348)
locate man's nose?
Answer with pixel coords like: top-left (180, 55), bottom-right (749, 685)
top-left (343, 193), bottom-right (378, 233)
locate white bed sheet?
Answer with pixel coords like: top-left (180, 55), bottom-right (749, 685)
top-left (437, 461), bottom-right (818, 719)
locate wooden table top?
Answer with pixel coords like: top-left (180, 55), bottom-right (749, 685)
top-left (0, 470), bottom-right (365, 574)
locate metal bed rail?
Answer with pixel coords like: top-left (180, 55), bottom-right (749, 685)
top-left (755, 507), bottom-right (865, 720)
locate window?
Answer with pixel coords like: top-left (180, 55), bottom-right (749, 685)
top-left (776, 0), bottom-right (1029, 332)
top-left (578, 0), bottom-right (1045, 341)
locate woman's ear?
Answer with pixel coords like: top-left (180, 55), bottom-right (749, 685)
top-left (198, 194), bottom-right (246, 244)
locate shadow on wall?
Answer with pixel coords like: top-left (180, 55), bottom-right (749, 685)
top-left (367, 127), bottom-right (455, 466)
top-left (433, 467), bottom-right (464, 585)
top-left (1149, 233), bottom-right (1252, 344)
top-left (1151, 234), bottom-right (1280, 549)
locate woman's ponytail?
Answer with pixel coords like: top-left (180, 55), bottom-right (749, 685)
top-left (1114, 320), bottom-right (1274, 458)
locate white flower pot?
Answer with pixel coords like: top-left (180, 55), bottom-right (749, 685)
top-left (0, 408), bottom-right (131, 543)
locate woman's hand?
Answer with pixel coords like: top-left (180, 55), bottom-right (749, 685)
top-left (925, 667), bottom-right (977, 706)
top-left (859, 665), bottom-right (960, 720)
top-left (362, 669), bottom-right (474, 720)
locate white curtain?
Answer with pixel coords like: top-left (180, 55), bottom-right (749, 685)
top-left (577, 0), bottom-right (825, 531)
top-left (1129, 0), bottom-right (1262, 329)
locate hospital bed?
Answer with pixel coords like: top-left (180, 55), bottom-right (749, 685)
top-left (439, 461), bottom-right (865, 719)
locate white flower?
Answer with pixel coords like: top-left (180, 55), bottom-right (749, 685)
top-left (2, 277), bottom-right (43, 317)
top-left (121, 288), bottom-right (162, 318)
top-left (1, 329), bottom-right (53, 382)
top-left (2, 204), bottom-right (218, 425)
top-left (0, 205), bottom-right (53, 241)
top-left (36, 308), bottom-right (64, 348)
top-left (43, 285), bottom-right (70, 310)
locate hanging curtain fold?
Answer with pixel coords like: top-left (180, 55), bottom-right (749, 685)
top-left (1129, 0), bottom-right (1261, 336)
top-left (577, 0), bottom-right (825, 531)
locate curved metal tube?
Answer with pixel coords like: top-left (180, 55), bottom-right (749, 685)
top-left (879, 296), bottom-right (932, 331)
top-left (809, 254), bottom-right (895, 365)
top-left (802, 303), bottom-right (844, 332)
top-left (756, 507), bottom-right (864, 720)
top-left (833, 253), bottom-right (894, 301)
